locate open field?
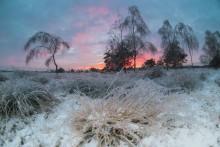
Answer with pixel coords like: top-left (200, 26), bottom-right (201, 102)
top-left (0, 68), bottom-right (220, 147)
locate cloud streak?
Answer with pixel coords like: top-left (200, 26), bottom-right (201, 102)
top-left (0, 0), bottom-right (220, 70)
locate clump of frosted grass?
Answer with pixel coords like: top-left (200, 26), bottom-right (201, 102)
top-left (30, 76), bottom-right (50, 85)
top-left (143, 67), bottom-right (166, 79)
top-left (12, 70), bottom-right (38, 79)
top-left (0, 73), bottom-right (8, 82)
top-left (71, 80), bottom-right (168, 146)
top-left (71, 95), bottom-right (160, 147)
top-left (215, 76), bottom-right (220, 87)
top-left (47, 72), bottom-right (134, 98)
top-left (159, 69), bottom-right (202, 92)
top-left (0, 79), bottom-right (56, 117)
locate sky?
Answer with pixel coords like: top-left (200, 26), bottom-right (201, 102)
top-left (0, 0), bottom-right (220, 70)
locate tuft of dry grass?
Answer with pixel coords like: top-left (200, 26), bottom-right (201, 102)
top-left (143, 67), bottom-right (166, 79)
top-left (215, 77), bottom-right (220, 87)
top-left (12, 70), bottom-right (37, 79)
top-left (0, 73), bottom-right (8, 82)
top-left (71, 95), bottom-right (160, 147)
top-left (30, 76), bottom-right (50, 85)
top-left (0, 80), bottom-right (56, 117)
top-left (167, 70), bottom-right (202, 91)
top-left (47, 73), bottom-right (133, 98)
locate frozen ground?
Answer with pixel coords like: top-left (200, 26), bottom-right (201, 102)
top-left (0, 68), bottom-right (220, 147)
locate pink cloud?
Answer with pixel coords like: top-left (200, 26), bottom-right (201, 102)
top-left (75, 20), bottom-right (87, 28)
top-left (79, 6), bottom-right (109, 18)
top-left (66, 9), bottom-right (120, 69)
top-left (72, 20), bottom-right (110, 45)
top-left (73, 33), bottom-right (95, 44)
top-left (88, 6), bottom-right (109, 17)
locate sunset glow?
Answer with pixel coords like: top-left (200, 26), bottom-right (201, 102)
top-left (0, 0), bottom-right (220, 70)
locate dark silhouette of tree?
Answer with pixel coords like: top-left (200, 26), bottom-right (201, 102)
top-left (142, 58), bottom-right (156, 69)
top-left (90, 67), bottom-right (100, 72)
top-left (115, 42), bottom-right (133, 72)
top-left (210, 55), bottom-right (220, 68)
top-left (156, 59), bottom-right (164, 67)
top-left (24, 31), bottom-right (70, 73)
top-left (57, 67), bottom-right (65, 73)
top-left (200, 30), bottom-right (220, 68)
top-left (104, 41), bottom-right (133, 72)
top-left (104, 13), bottom-right (133, 73)
top-left (158, 20), bottom-right (173, 50)
top-left (123, 5), bottom-right (157, 71)
top-left (158, 20), bottom-right (198, 68)
top-left (103, 51), bottom-right (116, 71)
top-left (163, 41), bottom-right (187, 69)
top-left (174, 23), bottom-right (199, 68)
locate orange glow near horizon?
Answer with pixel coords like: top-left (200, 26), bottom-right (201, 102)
top-left (89, 63), bottom-right (105, 69)
top-left (134, 54), bottom-right (160, 68)
top-left (71, 54), bottom-right (159, 70)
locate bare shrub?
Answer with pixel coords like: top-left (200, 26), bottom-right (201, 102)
top-left (30, 76), bottom-right (50, 85)
top-left (199, 72), bottom-right (207, 81)
top-left (0, 73), bottom-right (8, 82)
top-left (215, 77), bottom-right (220, 87)
top-left (0, 80), bottom-right (56, 117)
top-left (68, 80), bottom-right (108, 97)
top-left (199, 70), bottom-right (210, 81)
top-left (71, 80), bottom-right (165, 146)
top-left (170, 70), bottom-right (201, 91)
top-left (71, 96), bottom-right (160, 146)
top-left (48, 73), bottom-right (132, 98)
top-left (144, 68), bottom-right (166, 79)
top-left (12, 70), bottom-right (37, 79)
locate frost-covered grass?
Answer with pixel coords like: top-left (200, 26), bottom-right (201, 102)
top-left (152, 69), bottom-right (205, 92)
top-left (215, 76), bottom-right (220, 87)
top-left (143, 67), bottom-right (166, 79)
top-left (47, 72), bottom-right (136, 98)
top-left (29, 76), bottom-right (50, 85)
top-left (72, 96), bottom-right (160, 146)
top-left (170, 70), bottom-right (202, 91)
top-left (0, 68), bottom-right (220, 147)
top-left (0, 80), bottom-right (56, 117)
top-left (71, 80), bottom-right (164, 146)
top-left (12, 70), bottom-right (38, 79)
top-left (70, 78), bottom-right (201, 146)
top-left (0, 73), bottom-right (8, 82)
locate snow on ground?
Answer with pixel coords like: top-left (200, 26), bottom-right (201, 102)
top-left (0, 94), bottom-right (81, 147)
top-left (0, 69), bottom-right (220, 147)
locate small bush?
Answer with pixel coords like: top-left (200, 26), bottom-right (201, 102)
top-left (144, 68), bottom-right (166, 79)
top-left (0, 80), bottom-right (56, 117)
top-left (12, 70), bottom-right (37, 79)
top-left (68, 80), bottom-right (110, 98)
top-left (210, 54), bottom-right (220, 68)
top-left (30, 76), bottom-right (50, 85)
top-left (48, 73), bottom-right (129, 98)
top-left (89, 67), bottom-right (100, 72)
top-left (57, 67), bottom-right (65, 73)
top-left (215, 77), bottom-right (220, 87)
top-left (170, 70), bottom-right (201, 91)
top-left (71, 96), bottom-right (159, 146)
top-left (199, 72), bottom-right (207, 81)
top-left (0, 73), bottom-right (8, 82)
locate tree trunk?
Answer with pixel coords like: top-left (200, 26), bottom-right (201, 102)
top-left (134, 52), bottom-right (136, 71)
top-left (124, 67), bottom-right (127, 73)
top-left (132, 16), bottom-right (136, 72)
top-left (133, 39), bottom-right (137, 71)
top-left (52, 55), bottom-right (58, 74)
top-left (189, 49), bottom-right (194, 70)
